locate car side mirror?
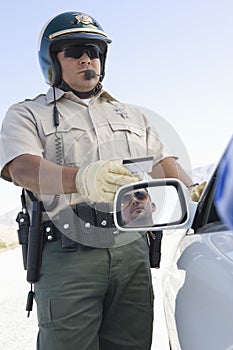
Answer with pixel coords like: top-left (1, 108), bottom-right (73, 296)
top-left (113, 178), bottom-right (192, 231)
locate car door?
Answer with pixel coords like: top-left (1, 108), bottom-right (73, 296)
top-left (162, 168), bottom-right (233, 350)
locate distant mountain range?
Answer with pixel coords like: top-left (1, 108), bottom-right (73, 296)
top-left (191, 163), bottom-right (216, 184)
top-left (0, 207), bottom-right (19, 243)
top-left (0, 163), bottom-right (216, 244)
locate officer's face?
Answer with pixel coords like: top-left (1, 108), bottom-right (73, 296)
top-left (57, 50), bottom-right (101, 92)
top-left (121, 190), bottom-right (156, 226)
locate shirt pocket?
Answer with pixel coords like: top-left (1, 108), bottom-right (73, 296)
top-left (106, 118), bottom-right (148, 159)
top-left (40, 118), bottom-right (93, 166)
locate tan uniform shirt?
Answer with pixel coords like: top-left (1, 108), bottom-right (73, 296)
top-left (0, 87), bottom-right (173, 219)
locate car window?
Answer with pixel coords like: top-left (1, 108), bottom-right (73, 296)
top-left (192, 168), bottom-right (225, 233)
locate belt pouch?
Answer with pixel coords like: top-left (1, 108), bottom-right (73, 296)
top-left (61, 234), bottom-right (78, 251)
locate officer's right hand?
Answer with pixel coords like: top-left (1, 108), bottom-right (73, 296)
top-left (76, 160), bottom-right (139, 202)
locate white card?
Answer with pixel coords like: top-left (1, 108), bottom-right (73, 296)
top-left (122, 156), bottom-right (154, 174)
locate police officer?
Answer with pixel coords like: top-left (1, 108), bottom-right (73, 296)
top-left (0, 11), bottom-right (195, 350)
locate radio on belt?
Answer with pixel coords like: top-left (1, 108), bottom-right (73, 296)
top-left (122, 156), bottom-right (154, 174)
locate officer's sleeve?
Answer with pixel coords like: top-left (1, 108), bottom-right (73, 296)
top-left (143, 116), bottom-right (178, 165)
top-left (0, 103), bottom-right (43, 180)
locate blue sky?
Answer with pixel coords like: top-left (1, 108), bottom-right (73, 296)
top-left (0, 0), bottom-right (232, 213)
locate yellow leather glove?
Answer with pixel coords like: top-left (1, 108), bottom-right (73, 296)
top-left (190, 182), bottom-right (206, 202)
top-left (76, 160), bottom-right (139, 202)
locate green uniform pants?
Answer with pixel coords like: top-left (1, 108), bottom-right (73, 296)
top-left (35, 234), bottom-right (154, 350)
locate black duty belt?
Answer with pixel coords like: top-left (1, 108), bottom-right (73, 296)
top-left (42, 202), bottom-right (118, 249)
top-left (75, 202), bottom-right (115, 228)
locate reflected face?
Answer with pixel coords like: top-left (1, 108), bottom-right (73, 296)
top-left (121, 190), bottom-right (156, 226)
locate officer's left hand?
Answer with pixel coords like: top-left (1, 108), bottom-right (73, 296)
top-left (190, 181), bottom-right (206, 202)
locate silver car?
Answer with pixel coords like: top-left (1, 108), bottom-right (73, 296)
top-left (114, 151), bottom-right (233, 350)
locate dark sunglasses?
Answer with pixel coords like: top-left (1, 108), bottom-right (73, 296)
top-left (63, 45), bottom-right (100, 59)
top-left (122, 191), bottom-right (149, 207)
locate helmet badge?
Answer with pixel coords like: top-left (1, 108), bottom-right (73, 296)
top-left (74, 13), bottom-right (94, 25)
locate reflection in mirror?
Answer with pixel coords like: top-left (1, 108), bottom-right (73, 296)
top-left (121, 189), bottom-right (156, 227)
top-left (114, 180), bottom-right (188, 230)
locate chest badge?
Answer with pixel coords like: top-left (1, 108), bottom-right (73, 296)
top-left (115, 107), bottom-right (128, 119)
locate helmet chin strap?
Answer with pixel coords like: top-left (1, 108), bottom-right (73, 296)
top-left (58, 80), bottom-right (102, 98)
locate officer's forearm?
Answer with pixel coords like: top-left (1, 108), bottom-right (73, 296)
top-left (8, 154), bottom-right (78, 194)
top-left (150, 157), bottom-right (193, 187)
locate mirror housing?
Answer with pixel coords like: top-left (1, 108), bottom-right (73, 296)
top-left (113, 178), bottom-right (192, 231)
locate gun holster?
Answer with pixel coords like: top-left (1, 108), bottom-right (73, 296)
top-left (16, 189), bottom-right (44, 317)
top-left (16, 189), bottom-right (45, 283)
top-left (16, 209), bottom-right (30, 270)
top-left (147, 231), bottom-right (163, 268)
